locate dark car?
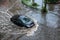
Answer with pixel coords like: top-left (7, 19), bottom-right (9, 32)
top-left (10, 15), bottom-right (35, 28)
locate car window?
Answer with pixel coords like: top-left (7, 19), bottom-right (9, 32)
top-left (23, 17), bottom-right (31, 22)
top-left (19, 16), bottom-right (32, 24)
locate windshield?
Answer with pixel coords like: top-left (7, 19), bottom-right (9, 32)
top-left (19, 16), bottom-right (32, 24)
top-left (23, 17), bottom-right (31, 22)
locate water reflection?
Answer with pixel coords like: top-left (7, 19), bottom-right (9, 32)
top-left (41, 13), bottom-right (48, 40)
top-left (48, 4), bottom-right (55, 11)
top-left (35, 0), bottom-right (43, 9)
top-left (41, 13), bottom-right (47, 25)
top-left (46, 13), bottom-right (58, 28)
top-left (56, 16), bottom-right (60, 40)
top-left (57, 5), bottom-right (60, 16)
top-left (40, 12), bottom-right (58, 40)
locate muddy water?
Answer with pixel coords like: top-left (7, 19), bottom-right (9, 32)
top-left (0, 0), bottom-right (60, 40)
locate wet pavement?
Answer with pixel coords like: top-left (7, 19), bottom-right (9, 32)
top-left (0, 0), bottom-right (60, 40)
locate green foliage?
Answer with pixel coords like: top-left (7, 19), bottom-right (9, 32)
top-left (22, 0), bottom-right (39, 9)
top-left (41, 0), bottom-right (47, 13)
top-left (32, 3), bottom-right (38, 6)
top-left (32, 3), bottom-right (39, 8)
top-left (41, 6), bottom-right (47, 13)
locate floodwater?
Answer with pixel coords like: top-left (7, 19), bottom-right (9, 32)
top-left (0, 0), bottom-right (60, 40)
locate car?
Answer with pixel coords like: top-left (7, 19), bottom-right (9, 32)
top-left (10, 15), bottom-right (35, 28)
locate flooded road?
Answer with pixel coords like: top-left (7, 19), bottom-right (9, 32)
top-left (0, 0), bottom-right (60, 40)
